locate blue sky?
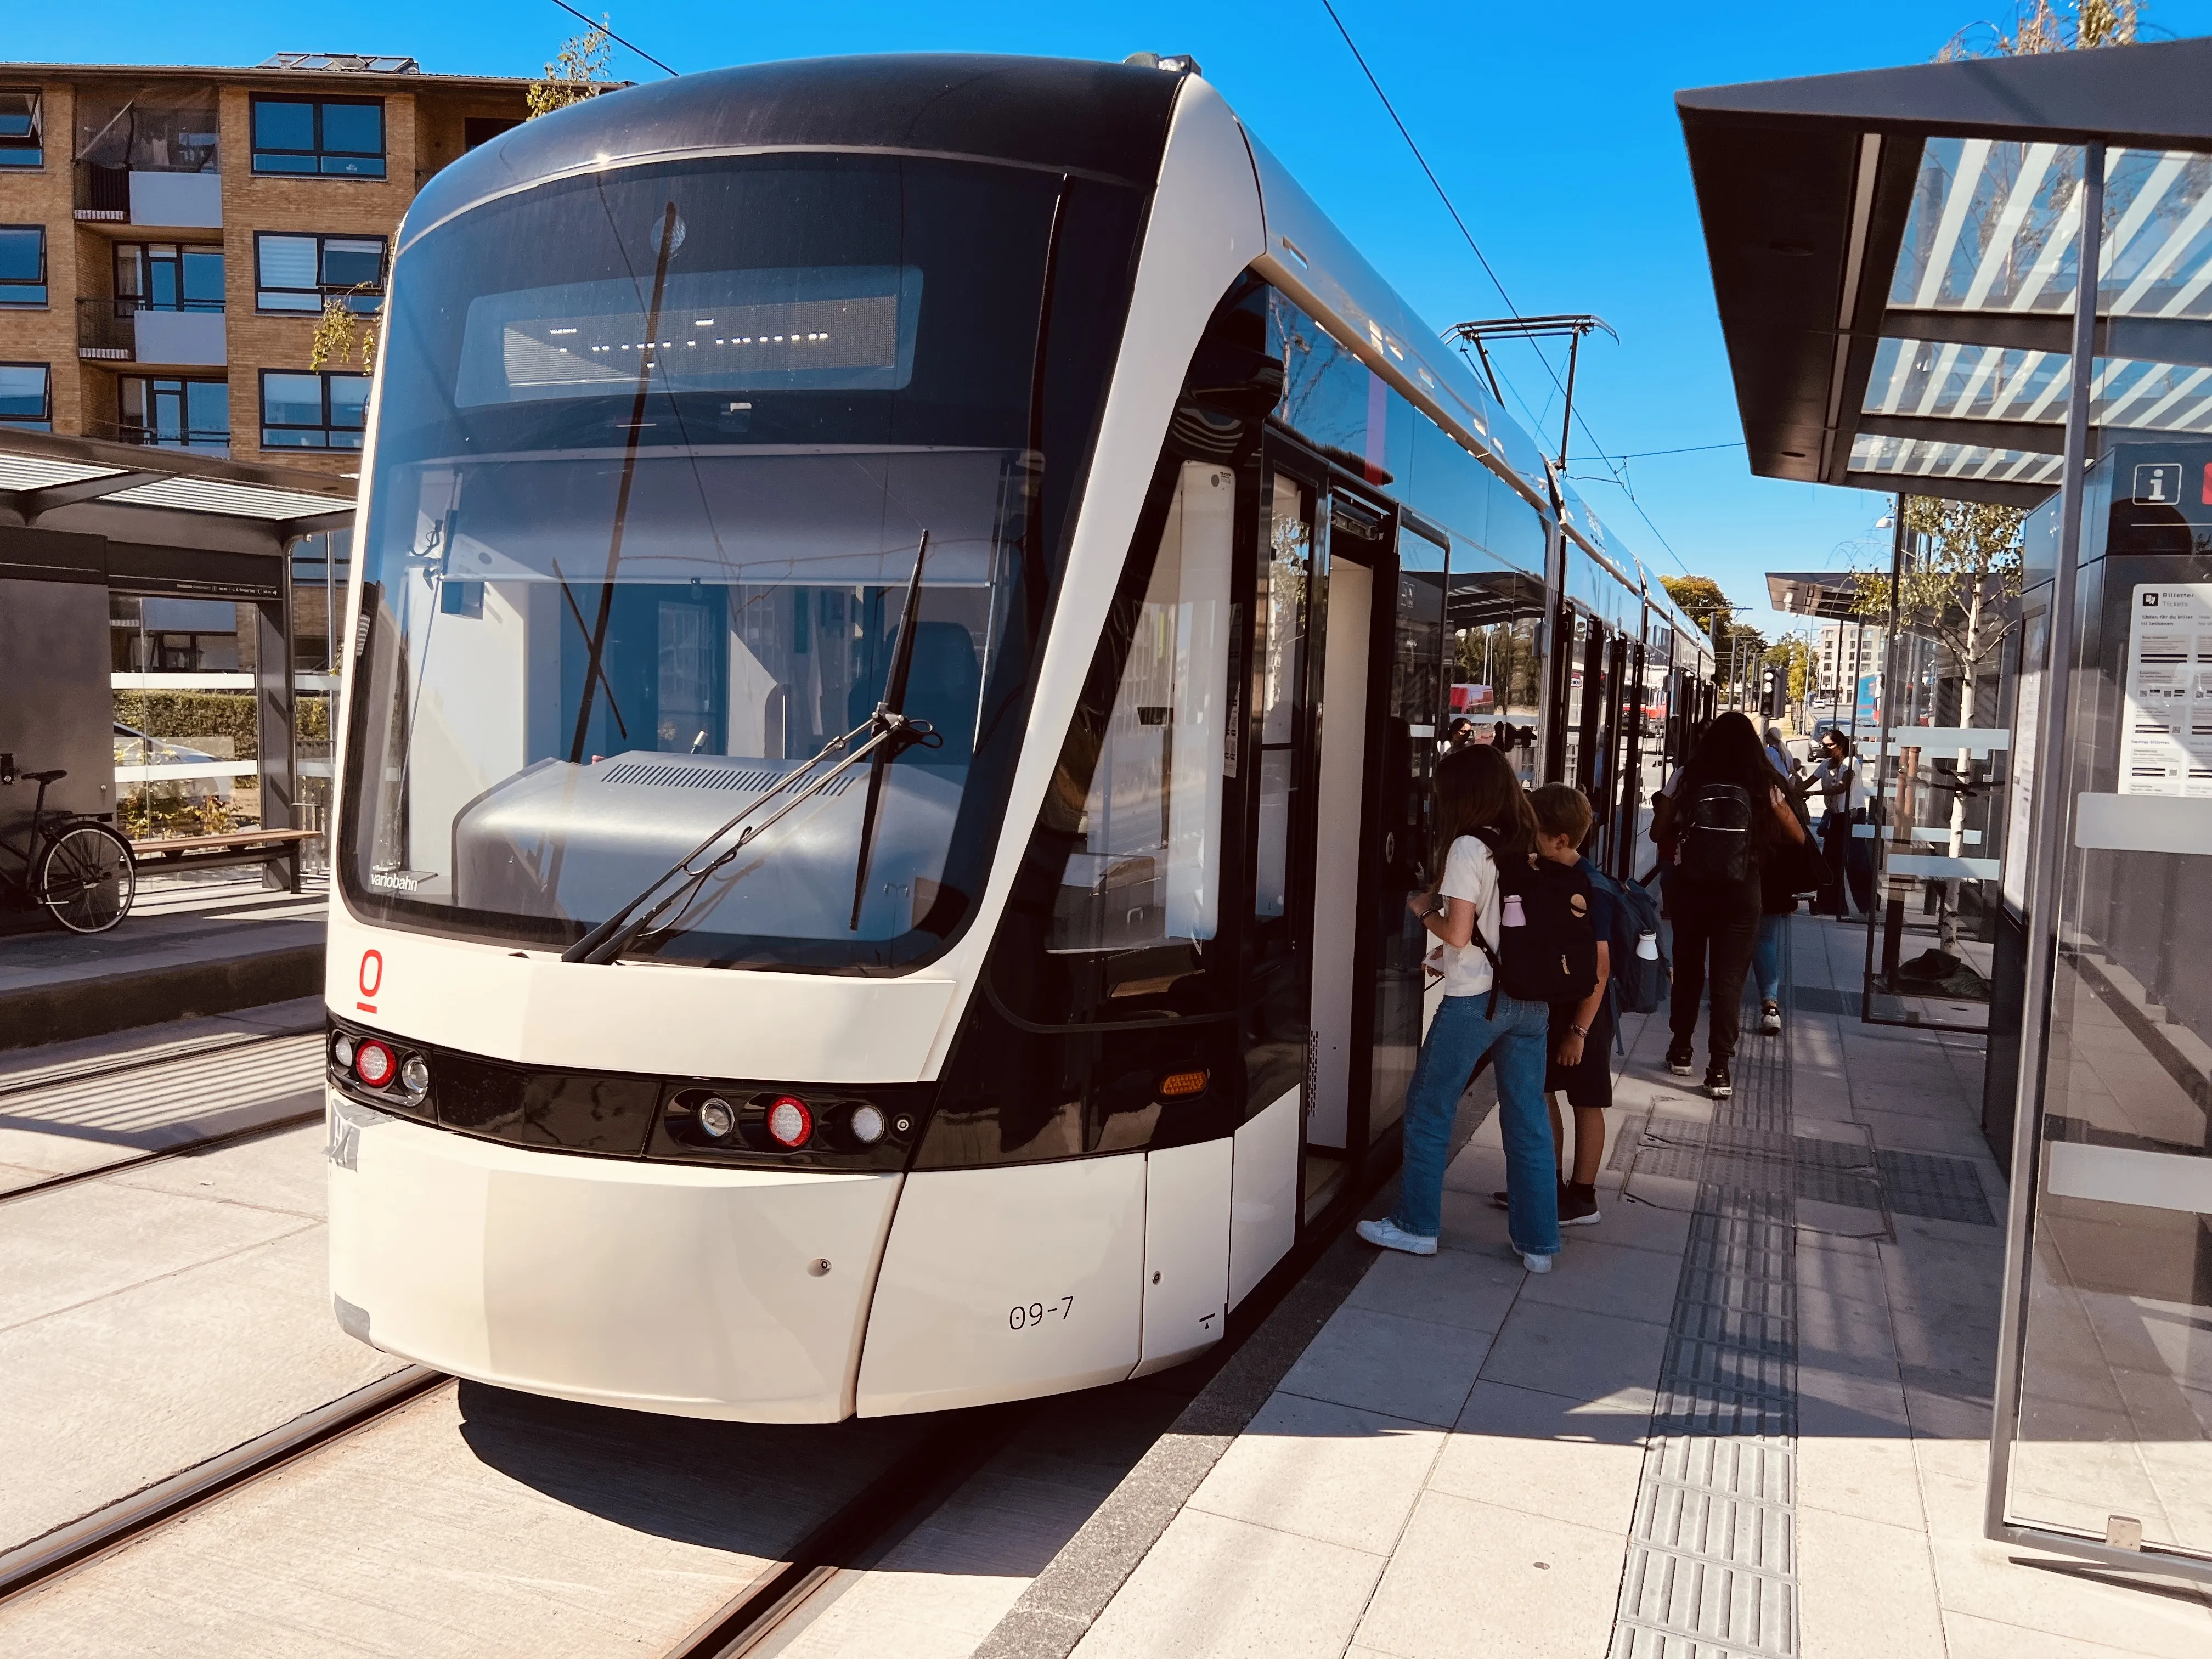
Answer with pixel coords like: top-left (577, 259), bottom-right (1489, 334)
top-left (18, 2), bottom-right (2212, 640)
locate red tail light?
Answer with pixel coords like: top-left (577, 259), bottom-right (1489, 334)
top-left (353, 1040), bottom-right (396, 1088)
top-left (765, 1095), bottom-right (812, 1148)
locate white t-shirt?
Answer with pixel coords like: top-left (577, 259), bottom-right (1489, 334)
top-left (1433, 834), bottom-right (1504, 998)
top-left (1813, 757), bottom-right (1861, 816)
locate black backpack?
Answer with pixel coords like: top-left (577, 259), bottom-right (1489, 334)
top-left (1471, 831), bottom-right (1599, 1010)
top-left (1677, 783), bottom-right (1754, 883)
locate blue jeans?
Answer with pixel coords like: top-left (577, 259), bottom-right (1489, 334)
top-left (1753, 913), bottom-right (1783, 1003)
top-left (1392, 990), bottom-right (1558, 1256)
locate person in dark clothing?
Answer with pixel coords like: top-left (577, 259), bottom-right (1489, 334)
top-left (1651, 712), bottom-right (1808, 1098)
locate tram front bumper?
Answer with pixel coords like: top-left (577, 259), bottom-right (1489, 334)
top-left (325, 1092), bottom-right (900, 1423)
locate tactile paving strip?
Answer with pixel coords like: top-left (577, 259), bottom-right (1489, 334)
top-left (1611, 936), bottom-right (1803, 1659)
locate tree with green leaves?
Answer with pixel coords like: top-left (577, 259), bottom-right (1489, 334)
top-left (528, 19), bottom-right (617, 119)
top-left (1854, 494), bottom-right (2026, 955)
top-left (1662, 575), bottom-right (1766, 707)
top-left (1939, 0), bottom-right (2142, 58)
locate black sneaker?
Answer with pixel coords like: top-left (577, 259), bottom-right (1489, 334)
top-left (1559, 1181), bottom-right (1601, 1226)
top-left (1666, 1044), bottom-right (1695, 1076)
top-left (1760, 1001), bottom-right (1782, 1035)
top-left (1705, 1062), bottom-right (1734, 1099)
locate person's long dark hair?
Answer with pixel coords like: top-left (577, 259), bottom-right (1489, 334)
top-left (1434, 744), bottom-right (1535, 863)
top-left (1680, 711), bottom-right (1779, 842)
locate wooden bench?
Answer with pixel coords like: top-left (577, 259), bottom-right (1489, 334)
top-left (129, 827), bottom-right (320, 893)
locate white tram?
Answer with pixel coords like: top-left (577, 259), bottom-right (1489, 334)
top-left (324, 54), bottom-right (1712, 1421)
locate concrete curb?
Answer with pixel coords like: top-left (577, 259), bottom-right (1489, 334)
top-left (971, 1081), bottom-right (1498, 1659)
top-left (0, 944), bottom-right (324, 1049)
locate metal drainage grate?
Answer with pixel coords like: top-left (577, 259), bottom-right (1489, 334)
top-left (1877, 1147), bottom-right (1996, 1226)
top-left (1611, 1124), bottom-right (1994, 1228)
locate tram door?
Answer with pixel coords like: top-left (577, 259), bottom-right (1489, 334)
top-left (1306, 494), bottom-right (1381, 1158)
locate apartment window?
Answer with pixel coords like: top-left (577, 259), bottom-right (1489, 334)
top-left (255, 233), bottom-right (386, 312)
top-left (120, 376), bottom-right (229, 449)
top-left (0, 226), bottom-right (46, 307)
top-left (0, 363), bottom-right (51, 429)
top-left (261, 369), bottom-right (369, 448)
top-left (115, 242), bottom-right (224, 312)
top-left (251, 97), bottom-right (385, 177)
top-left (0, 91), bottom-right (40, 168)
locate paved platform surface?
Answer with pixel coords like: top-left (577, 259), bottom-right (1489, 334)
top-left (979, 915), bottom-right (2212, 1659)
top-left (0, 871), bottom-right (325, 1048)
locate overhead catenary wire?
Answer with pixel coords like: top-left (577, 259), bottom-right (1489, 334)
top-left (1315, 0), bottom-right (1694, 575)
top-left (547, 0), bottom-right (681, 78)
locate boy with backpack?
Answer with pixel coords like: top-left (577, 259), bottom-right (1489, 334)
top-left (1491, 784), bottom-right (1616, 1226)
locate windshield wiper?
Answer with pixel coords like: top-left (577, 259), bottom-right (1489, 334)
top-left (849, 531), bottom-right (942, 929)
top-left (560, 532), bottom-right (941, 966)
top-left (562, 716), bottom-right (888, 965)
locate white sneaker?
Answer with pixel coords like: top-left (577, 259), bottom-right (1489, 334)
top-left (1358, 1217), bottom-right (1438, 1256)
top-left (1521, 1252), bottom-right (1554, 1274)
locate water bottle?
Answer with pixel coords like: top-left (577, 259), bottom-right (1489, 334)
top-left (1502, 894), bottom-right (1526, 928)
top-left (1637, 932), bottom-right (1660, 961)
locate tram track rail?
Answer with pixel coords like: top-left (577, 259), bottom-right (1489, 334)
top-left (0, 1365), bottom-right (447, 1607)
top-left (0, 1051), bottom-right (1411, 1656)
top-left (0, 1025), bottom-right (326, 1205)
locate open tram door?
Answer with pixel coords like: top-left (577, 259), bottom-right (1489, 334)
top-left (1251, 438), bottom-right (1440, 1224)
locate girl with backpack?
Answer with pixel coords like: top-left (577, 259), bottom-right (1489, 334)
top-left (1651, 712), bottom-right (1809, 1098)
top-left (1359, 745), bottom-right (1561, 1273)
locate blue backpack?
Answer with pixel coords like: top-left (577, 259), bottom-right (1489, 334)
top-left (1587, 866), bottom-right (1668, 1019)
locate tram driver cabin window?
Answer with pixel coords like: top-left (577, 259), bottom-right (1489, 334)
top-left (1048, 461), bottom-right (1233, 955)
top-left (251, 97), bottom-right (385, 177)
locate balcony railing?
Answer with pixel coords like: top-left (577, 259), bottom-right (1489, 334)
top-left (78, 298), bottom-right (228, 365)
top-left (78, 297), bottom-right (134, 358)
top-left (86, 418), bottom-right (231, 454)
top-left (72, 160), bottom-right (222, 228)
top-left (73, 162), bottom-right (130, 221)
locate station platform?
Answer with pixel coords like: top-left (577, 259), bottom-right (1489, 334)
top-left (976, 913), bottom-right (2212, 1659)
top-left (0, 871), bottom-right (325, 1049)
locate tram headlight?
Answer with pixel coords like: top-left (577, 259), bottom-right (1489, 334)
top-left (696, 1096), bottom-right (736, 1140)
top-left (847, 1102), bottom-right (887, 1146)
top-left (332, 1033), bottom-right (356, 1070)
top-left (398, 1054), bottom-right (430, 1097)
top-left (765, 1094), bottom-right (812, 1149)
top-left (353, 1040), bottom-right (396, 1089)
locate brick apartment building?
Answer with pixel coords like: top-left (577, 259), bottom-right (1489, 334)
top-left (0, 53), bottom-right (532, 474)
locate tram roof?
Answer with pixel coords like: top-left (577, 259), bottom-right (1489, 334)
top-left (408, 53), bottom-right (1708, 655)
top-left (1679, 35), bottom-right (2212, 511)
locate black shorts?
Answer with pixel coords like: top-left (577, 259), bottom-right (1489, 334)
top-left (1545, 998), bottom-right (1615, 1110)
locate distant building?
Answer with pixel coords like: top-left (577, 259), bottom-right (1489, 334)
top-left (0, 54), bottom-right (531, 471)
top-left (1815, 620), bottom-right (1884, 697)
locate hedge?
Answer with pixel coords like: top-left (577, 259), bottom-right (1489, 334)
top-left (114, 690), bottom-right (331, 760)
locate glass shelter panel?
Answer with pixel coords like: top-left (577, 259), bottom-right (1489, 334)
top-left (2004, 443), bottom-right (2212, 1562)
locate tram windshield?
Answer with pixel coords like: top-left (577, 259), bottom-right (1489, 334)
top-left (341, 154), bottom-right (1065, 969)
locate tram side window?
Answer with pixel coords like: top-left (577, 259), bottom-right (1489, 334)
top-left (1047, 462), bottom-right (1233, 952)
top-left (1254, 474), bottom-right (1310, 922)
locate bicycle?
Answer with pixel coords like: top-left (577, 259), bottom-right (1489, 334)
top-left (0, 755), bottom-right (137, 934)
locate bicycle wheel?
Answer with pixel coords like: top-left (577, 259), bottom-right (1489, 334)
top-left (37, 824), bottom-right (137, 934)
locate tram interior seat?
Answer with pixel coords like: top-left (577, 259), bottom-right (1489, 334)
top-left (847, 620), bottom-right (981, 765)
